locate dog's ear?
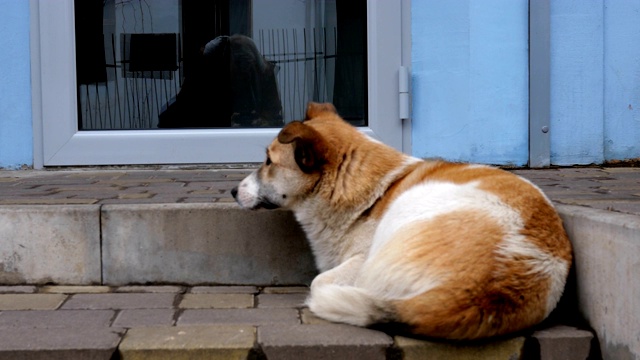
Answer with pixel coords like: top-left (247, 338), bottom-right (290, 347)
top-left (305, 102), bottom-right (337, 120)
top-left (278, 121), bottom-right (327, 173)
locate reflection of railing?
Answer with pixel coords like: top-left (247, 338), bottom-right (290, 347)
top-left (78, 33), bottom-right (182, 130)
top-left (78, 71), bottom-right (182, 130)
top-left (257, 27), bottom-right (337, 123)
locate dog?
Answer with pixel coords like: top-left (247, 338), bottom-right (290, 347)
top-left (232, 102), bottom-right (572, 340)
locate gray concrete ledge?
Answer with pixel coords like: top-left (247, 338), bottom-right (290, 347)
top-left (101, 203), bottom-right (316, 286)
top-left (0, 203), bottom-right (316, 286)
top-left (0, 205), bottom-right (101, 285)
top-left (557, 204), bottom-right (640, 360)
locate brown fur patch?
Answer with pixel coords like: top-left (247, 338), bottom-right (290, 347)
top-left (385, 211), bottom-right (549, 339)
top-left (305, 102), bottom-right (337, 119)
top-left (299, 109), bottom-right (407, 210)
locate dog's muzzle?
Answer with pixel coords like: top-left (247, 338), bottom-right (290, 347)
top-left (231, 186), bottom-right (280, 210)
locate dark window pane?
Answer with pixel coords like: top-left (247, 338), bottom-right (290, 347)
top-left (74, 0), bottom-right (367, 130)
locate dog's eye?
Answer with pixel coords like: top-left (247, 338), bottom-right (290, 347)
top-left (266, 156), bottom-right (272, 166)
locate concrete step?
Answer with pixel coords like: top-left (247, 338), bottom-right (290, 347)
top-left (0, 203), bottom-right (316, 285)
top-left (0, 285), bottom-right (598, 360)
top-left (0, 167), bottom-right (639, 359)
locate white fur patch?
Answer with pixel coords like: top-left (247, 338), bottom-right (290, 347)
top-left (368, 181), bottom-right (491, 258)
top-left (234, 171), bottom-right (260, 208)
top-left (356, 255), bottom-right (441, 302)
top-left (307, 284), bottom-right (382, 326)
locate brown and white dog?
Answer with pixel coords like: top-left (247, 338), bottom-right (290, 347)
top-left (232, 102), bottom-right (572, 340)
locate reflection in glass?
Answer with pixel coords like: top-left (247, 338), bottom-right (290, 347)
top-left (74, 0), bottom-right (366, 130)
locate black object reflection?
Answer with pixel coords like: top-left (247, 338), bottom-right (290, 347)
top-left (158, 34), bottom-right (282, 128)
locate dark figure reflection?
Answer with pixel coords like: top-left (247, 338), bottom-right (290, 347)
top-left (158, 34), bottom-right (282, 128)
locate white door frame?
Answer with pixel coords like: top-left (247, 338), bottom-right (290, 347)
top-left (30, 0), bottom-right (409, 167)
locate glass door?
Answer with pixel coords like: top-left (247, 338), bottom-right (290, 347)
top-left (33, 0), bottom-right (405, 165)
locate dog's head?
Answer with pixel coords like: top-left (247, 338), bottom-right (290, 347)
top-left (232, 102), bottom-right (341, 210)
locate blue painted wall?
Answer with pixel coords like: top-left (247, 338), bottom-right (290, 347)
top-left (411, 0), bottom-right (640, 166)
top-left (550, 0), bottom-right (605, 165)
top-left (603, 1), bottom-right (640, 162)
top-left (411, 0), bottom-right (530, 166)
top-left (0, 1), bottom-right (32, 169)
top-left (550, 0), bottom-right (640, 165)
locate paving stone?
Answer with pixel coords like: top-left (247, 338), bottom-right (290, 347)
top-left (0, 326), bottom-right (124, 360)
top-left (179, 294), bottom-right (254, 309)
top-left (178, 308), bottom-right (300, 326)
top-left (180, 197), bottom-right (219, 203)
top-left (0, 286), bottom-right (36, 294)
top-left (188, 190), bottom-right (220, 195)
top-left (100, 179), bottom-right (174, 186)
top-left (52, 184), bottom-right (120, 190)
top-left (60, 293), bottom-right (175, 310)
top-left (73, 171), bottom-right (127, 179)
top-left (189, 286), bottom-right (258, 294)
top-left (532, 325), bottom-right (593, 360)
top-left (136, 182), bottom-right (187, 189)
top-left (299, 308), bottom-right (332, 325)
top-left (118, 325), bottom-right (255, 360)
top-left (394, 335), bottom-right (526, 360)
top-left (0, 294), bottom-right (67, 310)
top-left (0, 205), bottom-right (101, 284)
top-left (40, 286), bottom-right (111, 294)
top-left (262, 286), bottom-right (310, 294)
top-left (259, 324), bottom-right (393, 360)
top-left (112, 309), bottom-right (176, 328)
top-left (0, 310), bottom-right (115, 328)
top-left (101, 198), bottom-right (178, 205)
top-left (556, 198), bottom-right (640, 215)
top-left (257, 293), bottom-right (307, 308)
top-left (118, 193), bottom-right (154, 200)
top-left (0, 198), bottom-right (100, 205)
top-left (115, 286), bottom-right (185, 294)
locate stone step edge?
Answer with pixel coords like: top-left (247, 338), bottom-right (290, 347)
top-left (556, 204), bottom-right (639, 360)
top-left (3, 202), bottom-right (639, 286)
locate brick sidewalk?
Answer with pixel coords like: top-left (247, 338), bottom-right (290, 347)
top-left (0, 285), bottom-right (594, 359)
top-left (511, 167), bottom-right (640, 216)
top-left (0, 167), bottom-right (638, 215)
top-left (0, 169), bottom-right (252, 205)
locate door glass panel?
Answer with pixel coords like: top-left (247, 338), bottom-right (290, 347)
top-left (74, 0), bottom-right (367, 130)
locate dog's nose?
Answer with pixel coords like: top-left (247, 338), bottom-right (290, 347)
top-left (231, 187), bottom-right (238, 199)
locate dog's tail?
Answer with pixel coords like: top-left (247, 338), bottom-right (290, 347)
top-left (306, 284), bottom-right (393, 326)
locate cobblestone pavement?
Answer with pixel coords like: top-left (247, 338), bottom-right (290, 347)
top-left (0, 285), bottom-right (594, 359)
top-left (511, 167), bottom-right (640, 216)
top-left (0, 166), bottom-right (638, 215)
top-left (0, 168), bottom-right (252, 205)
